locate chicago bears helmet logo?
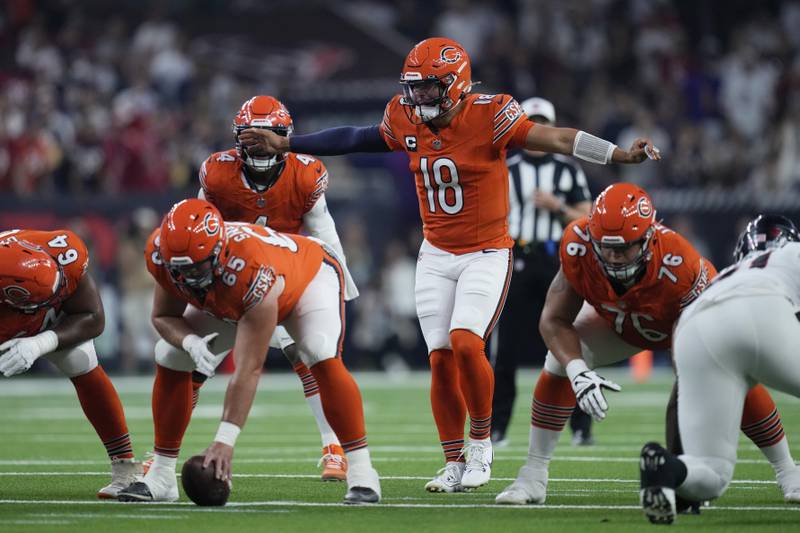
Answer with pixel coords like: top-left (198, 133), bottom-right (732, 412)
top-left (637, 197), bottom-right (652, 218)
top-left (3, 285), bottom-right (31, 305)
top-left (203, 213), bottom-right (220, 236)
top-left (439, 46), bottom-right (462, 64)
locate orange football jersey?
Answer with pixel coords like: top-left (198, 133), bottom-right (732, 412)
top-left (559, 218), bottom-right (717, 350)
top-left (379, 93), bottom-right (534, 254)
top-left (0, 229), bottom-right (90, 343)
top-left (145, 222), bottom-right (324, 323)
top-left (199, 149), bottom-right (329, 231)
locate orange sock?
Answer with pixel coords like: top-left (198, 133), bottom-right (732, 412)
top-left (152, 365), bottom-right (193, 458)
top-left (450, 329), bottom-right (493, 440)
top-left (310, 358), bottom-right (366, 453)
top-left (530, 370), bottom-right (575, 431)
top-left (70, 366), bottom-right (133, 460)
top-left (630, 350), bottom-right (653, 384)
top-left (741, 384), bottom-right (785, 448)
top-left (430, 348), bottom-right (467, 462)
top-left (293, 362), bottom-right (320, 397)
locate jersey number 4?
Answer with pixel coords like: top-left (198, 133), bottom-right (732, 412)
top-left (420, 157), bottom-right (463, 215)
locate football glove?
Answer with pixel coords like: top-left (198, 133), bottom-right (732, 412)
top-left (182, 332), bottom-right (222, 377)
top-left (566, 359), bottom-right (621, 421)
top-left (0, 331), bottom-right (59, 377)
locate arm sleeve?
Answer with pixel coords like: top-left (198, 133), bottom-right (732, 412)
top-left (289, 126), bottom-right (391, 155)
top-left (302, 195), bottom-right (345, 260)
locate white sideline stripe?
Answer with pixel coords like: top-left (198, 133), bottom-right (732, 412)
top-left (0, 499), bottom-right (798, 512)
top-left (0, 472), bottom-right (778, 485)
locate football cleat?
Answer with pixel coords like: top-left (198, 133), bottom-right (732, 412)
top-left (777, 466), bottom-right (800, 503)
top-left (639, 442), bottom-right (679, 524)
top-left (495, 464), bottom-right (548, 505)
top-left (319, 444), bottom-right (347, 482)
top-left (97, 458), bottom-right (143, 499)
top-left (461, 442), bottom-right (493, 490)
top-left (344, 465), bottom-right (381, 504)
top-left (424, 462), bottom-right (465, 493)
top-left (118, 466), bottom-right (179, 502)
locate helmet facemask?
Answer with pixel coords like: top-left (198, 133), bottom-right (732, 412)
top-left (234, 124), bottom-right (292, 173)
top-left (166, 241), bottom-right (223, 291)
top-left (400, 74), bottom-right (457, 122)
top-left (591, 227), bottom-right (654, 286)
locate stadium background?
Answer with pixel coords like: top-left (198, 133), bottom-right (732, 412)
top-left (2, 0), bottom-right (800, 374)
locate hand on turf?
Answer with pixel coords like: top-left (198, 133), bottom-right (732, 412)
top-left (570, 369), bottom-right (621, 421)
top-left (238, 128), bottom-right (289, 156)
top-left (0, 332), bottom-right (57, 377)
top-left (182, 332), bottom-right (221, 377)
top-left (203, 441), bottom-right (234, 482)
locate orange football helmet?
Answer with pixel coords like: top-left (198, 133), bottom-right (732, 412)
top-left (233, 95), bottom-right (293, 173)
top-left (588, 183), bottom-right (657, 284)
top-left (159, 199), bottom-right (228, 291)
top-left (0, 236), bottom-right (64, 312)
top-left (399, 37), bottom-right (472, 123)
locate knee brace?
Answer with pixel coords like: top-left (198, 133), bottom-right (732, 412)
top-left (154, 339), bottom-right (195, 372)
top-left (47, 340), bottom-right (99, 378)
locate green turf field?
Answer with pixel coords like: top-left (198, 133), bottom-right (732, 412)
top-left (1, 369), bottom-right (799, 532)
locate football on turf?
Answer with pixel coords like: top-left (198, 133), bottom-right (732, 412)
top-left (181, 455), bottom-right (231, 506)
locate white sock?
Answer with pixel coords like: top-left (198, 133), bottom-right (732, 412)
top-left (761, 437), bottom-right (797, 474)
top-left (306, 393), bottom-right (340, 447)
top-left (345, 448), bottom-right (372, 470)
top-left (526, 425), bottom-right (561, 469)
top-left (151, 454), bottom-right (177, 471)
top-left (468, 437), bottom-right (492, 447)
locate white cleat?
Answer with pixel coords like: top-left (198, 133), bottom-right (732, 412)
top-left (777, 467), bottom-right (800, 503)
top-left (461, 443), bottom-right (493, 490)
top-left (97, 458), bottom-right (143, 499)
top-left (495, 464), bottom-right (548, 504)
top-left (117, 465), bottom-right (179, 502)
top-left (424, 462), bottom-right (465, 493)
top-left (344, 465), bottom-right (381, 504)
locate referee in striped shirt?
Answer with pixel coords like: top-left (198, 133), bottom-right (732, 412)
top-left (490, 97), bottom-right (593, 447)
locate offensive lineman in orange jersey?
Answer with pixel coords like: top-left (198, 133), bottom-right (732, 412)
top-left (238, 37), bottom-right (660, 492)
top-left (0, 230), bottom-right (140, 498)
top-left (118, 200), bottom-right (380, 504)
top-left (496, 183), bottom-right (800, 505)
top-left (191, 95), bottom-right (357, 481)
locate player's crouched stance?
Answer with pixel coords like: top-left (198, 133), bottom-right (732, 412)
top-left (0, 230), bottom-right (140, 498)
top-left (640, 215), bottom-right (800, 524)
top-left (118, 199), bottom-right (380, 504)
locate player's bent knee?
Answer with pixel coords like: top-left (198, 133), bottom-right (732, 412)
top-left (679, 456), bottom-right (733, 501)
top-left (543, 352), bottom-right (567, 377)
top-left (154, 339), bottom-right (195, 372)
top-left (47, 340), bottom-right (99, 378)
top-left (298, 332), bottom-right (336, 367)
top-left (449, 329), bottom-right (483, 358)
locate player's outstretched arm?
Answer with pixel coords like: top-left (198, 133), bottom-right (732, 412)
top-left (524, 125), bottom-right (661, 164)
top-left (238, 125), bottom-right (390, 157)
top-left (203, 277), bottom-right (282, 481)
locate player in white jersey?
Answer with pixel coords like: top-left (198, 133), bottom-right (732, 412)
top-left (639, 215), bottom-right (800, 524)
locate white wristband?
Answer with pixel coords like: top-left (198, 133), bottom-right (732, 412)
top-left (573, 130), bottom-right (617, 165)
top-left (565, 358), bottom-right (590, 382)
top-left (35, 330), bottom-right (59, 355)
top-left (214, 421), bottom-right (241, 447)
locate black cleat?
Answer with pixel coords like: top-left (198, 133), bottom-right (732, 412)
top-left (118, 481), bottom-right (155, 502)
top-left (640, 442), bottom-right (685, 525)
top-left (344, 487), bottom-right (380, 505)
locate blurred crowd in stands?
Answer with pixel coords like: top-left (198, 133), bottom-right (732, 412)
top-left (1, 0), bottom-right (798, 370)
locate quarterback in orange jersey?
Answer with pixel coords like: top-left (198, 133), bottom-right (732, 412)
top-left (0, 230), bottom-right (140, 498)
top-left (496, 183), bottom-right (800, 505)
top-left (238, 37), bottom-right (660, 492)
top-left (194, 95), bottom-right (357, 481)
top-left (118, 200), bottom-right (380, 505)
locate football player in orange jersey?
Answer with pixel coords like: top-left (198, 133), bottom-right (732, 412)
top-left (495, 183), bottom-right (800, 505)
top-left (189, 95), bottom-right (357, 481)
top-left (118, 200), bottom-right (379, 504)
top-left (238, 37), bottom-right (659, 492)
top-left (0, 230), bottom-right (140, 499)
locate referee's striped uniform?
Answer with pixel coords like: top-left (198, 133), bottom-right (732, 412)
top-left (490, 150), bottom-right (591, 441)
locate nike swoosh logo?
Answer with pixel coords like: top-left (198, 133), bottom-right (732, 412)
top-left (482, 249), bottom-right (499, 254)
